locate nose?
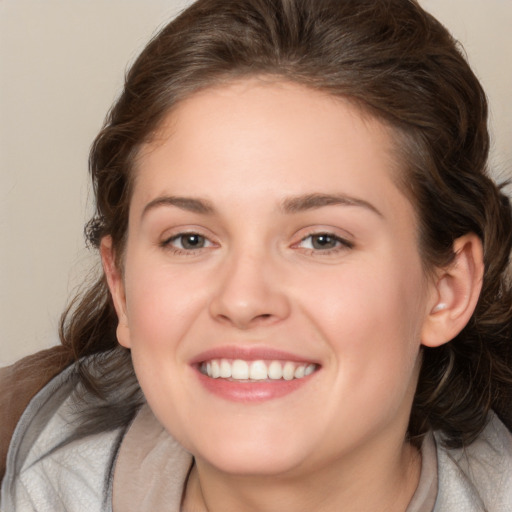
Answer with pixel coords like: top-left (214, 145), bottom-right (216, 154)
top-left (209, 249), bottom-right (291, 330)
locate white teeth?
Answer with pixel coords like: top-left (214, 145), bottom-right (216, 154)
top-left (282, 362), bottom-right (295, 381)
top-left (211, 360), bottom-right (220, 378)
top-left (268, 360), bottom-right (283, 380)
top-left (249, 360), bottom-right (268, 380)
top-left (305, 364), bottom-right (316, 376)
top-left (220, 359), bottom-right (232, 378)
top-left (201, 358), bottom-right (317, 381)
top-left (231, 359), bottom-right (249, 379)
top-left (294, 366), bottom-right (305, 379)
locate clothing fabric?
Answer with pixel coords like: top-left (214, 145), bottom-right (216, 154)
top-left (0, 346), bottom-right (73, 480)
top-left (2, 362), bottom-right (512, 511)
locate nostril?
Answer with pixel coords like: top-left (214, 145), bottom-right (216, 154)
top-left (254, 313), bottom-right (273, 322)
top-left (209, 285), bottom-right (291, 328)
top-left (252, 313), bottom-right (277, 325)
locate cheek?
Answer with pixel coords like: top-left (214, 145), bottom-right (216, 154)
top-left (120, 259), bottom-right (201, 431)
top-left (307, 256), bottom-right (423, 335)
top-left (302, 254), bottom-right (426, 382)
top-left (123, 257), bottom-right (207, 353)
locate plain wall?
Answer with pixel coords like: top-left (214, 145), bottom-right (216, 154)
top-left (1, 0), bottom-right (511, 365)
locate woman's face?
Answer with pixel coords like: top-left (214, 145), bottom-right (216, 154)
top-left (107, 79), bottom-right (437, 477)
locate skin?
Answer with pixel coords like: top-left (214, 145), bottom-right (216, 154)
top-left (102, 78), bottom-right (484, 511)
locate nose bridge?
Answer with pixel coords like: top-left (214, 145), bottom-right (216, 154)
top-left (209, 241), bottom-right (290, 328)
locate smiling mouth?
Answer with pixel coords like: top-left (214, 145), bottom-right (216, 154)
top-left (199, 359), bottom-right (318, 381)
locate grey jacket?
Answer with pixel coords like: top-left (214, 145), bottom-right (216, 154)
top-left (2, 364), bottom-right (512, 511)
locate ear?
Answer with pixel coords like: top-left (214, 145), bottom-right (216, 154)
top-left (421, 233), bottom-right (484, 348)
top-left (100, 236), bottom-right (131, 348)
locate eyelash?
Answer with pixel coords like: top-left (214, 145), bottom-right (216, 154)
top-left (160, 232), bottom-right (215, 255)
top-left (160, 231), bottom-right (353, 256)
top-left (295, 232), bottom-right (354, 255)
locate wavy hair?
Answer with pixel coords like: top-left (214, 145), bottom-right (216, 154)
top-left (60, 0), bottom-right (512, 447)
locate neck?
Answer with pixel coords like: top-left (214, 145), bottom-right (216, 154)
top-left (183, 437), bottom-right (421, 512)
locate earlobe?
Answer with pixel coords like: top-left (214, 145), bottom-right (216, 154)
top-left (421, 233), bottom-right (484, 348)
top-left (100, 236), bottom-right (131, 348)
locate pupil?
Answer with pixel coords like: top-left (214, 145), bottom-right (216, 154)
top-left (313, 234), bottom-right (335, 249)
top-left (182, 234), bottom-right (204, 249)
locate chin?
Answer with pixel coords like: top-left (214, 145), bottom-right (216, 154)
top-left (198, 442), bottom-right (307, 476)
top-left (184, 421), bottom-right (313, 476)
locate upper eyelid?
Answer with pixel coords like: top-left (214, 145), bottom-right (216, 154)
top-left (295, 226), bottom-right (355, 243)
top-left (158, 226), bottom-right (354, 248)
top-left (296, 233), bottom-right (354, 248)
top-left (165, 232), bottom-right (213, 243)
top-left (160, 226), bottom-right (216, 242)
top-left (299, 231), bottom-right (350, 241)
top-left (159, 233), bottom-right (217, 255)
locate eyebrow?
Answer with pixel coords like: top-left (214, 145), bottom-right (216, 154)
top-left (281, 193), bottom-right (383, 217)
top-left (141, 192), bottom-right (382, 219)
top-left (142, 196), bottom-right (215, 218)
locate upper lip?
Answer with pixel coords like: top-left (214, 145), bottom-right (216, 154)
top-left (190, 346), bottom-right (320, 365)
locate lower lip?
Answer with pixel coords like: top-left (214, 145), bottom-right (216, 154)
top-left (194, 369), bottom-right (316, 403)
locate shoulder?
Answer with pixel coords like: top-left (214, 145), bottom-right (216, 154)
top-left (0, 346), bottom-right (73, 481)
top-left (434, 413), bottom-right (512, 512)
top-left (1, 357), bottom-right (126, 512)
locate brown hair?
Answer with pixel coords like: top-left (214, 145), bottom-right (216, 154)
top-left (60, 0), bottom-right (512, 447)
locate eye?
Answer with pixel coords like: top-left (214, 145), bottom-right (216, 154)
top-left (297, 233), bottom-right (353, 252)
top-left (162, 233), bottom-right (214, 251)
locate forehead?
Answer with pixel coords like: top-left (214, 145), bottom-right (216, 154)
top-left (132, 78), bottom-right (411, 221)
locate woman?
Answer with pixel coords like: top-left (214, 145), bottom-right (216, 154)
top-left (2, 0), bottom-right (511, 510)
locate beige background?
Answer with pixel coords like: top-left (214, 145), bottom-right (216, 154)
top-left (1, 0), bottom-right (511, 366)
